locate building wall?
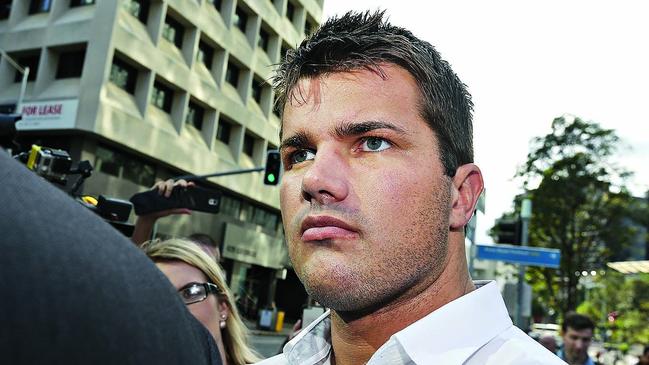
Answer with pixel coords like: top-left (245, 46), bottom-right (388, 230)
top-left (0, 0), bottom-right (322, 313)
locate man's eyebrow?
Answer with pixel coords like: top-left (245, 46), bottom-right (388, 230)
top-left (333, 120), bottom-right (407, 138)
top-left (279, 131), bottom-right (311, 151)
top-left (279, 120), bottom-right (406, 151)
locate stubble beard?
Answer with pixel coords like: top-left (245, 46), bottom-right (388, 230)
top-left (291, 180), bottom-right (452, 315)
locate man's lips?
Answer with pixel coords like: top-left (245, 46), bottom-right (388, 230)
top-left (300, 215), bottom-right (358, 241)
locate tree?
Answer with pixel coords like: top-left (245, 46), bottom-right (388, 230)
top-left (578, 272), bottom-right (649, 345)
top-left (496, 115), bottom-right (637, 316)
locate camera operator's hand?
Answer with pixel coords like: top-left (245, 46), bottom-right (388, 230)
top-left (131, 179), bottom-right (195, 246)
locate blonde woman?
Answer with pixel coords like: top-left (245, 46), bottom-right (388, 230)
top-left (141, 238), bottom-right (260, 365)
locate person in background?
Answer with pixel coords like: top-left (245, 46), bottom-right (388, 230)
top-left (559, 312), bottom-right (596, 365)
top-left (141, 238), bottom-right (260, 365)
top-left (131, 179), bottom-right (220, 261)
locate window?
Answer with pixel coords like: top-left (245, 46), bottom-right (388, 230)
top-left (56, 48), bottom-right (86, 79)
top-left (220, 195), bottom-right (241, 218)
top-left (29, 0), bottom-right (51, 14)
top-left (14, 53), bottom-right (40, 82)
top-left (272, 97), bottom-right (281, 118)
top-left (232, 6), bottom-right (247, 32)
top-left (122, 0), bottom-right (148, 23)
top-left (251, 78), bottom-right (263, 103)
top-left (162, 17), bottom-right (184, 48)
top-left (286, 2), bottom-right (295, 22)
top-left (95, 145), bottom-right (156, 187)
top-left (186, 101), bottom-right (204, 130)
top-left (216, 119), bottom-right (231, 143)
top-left (151, 81), bottom-right (173, 113)
top-left (305, 19), bottom-right (315, 35)
top-left (0, 0), bottom-right (11, 20)
top-left (258, 28), bottom-right (270, 51)
top-left (280, 44), bottom-right (290, 62)
top-left (225, 62), bottom-right (239, 87)
top-left (243, 133), bottom-right (254, 156)
top-left (197, 41), bottom-right (214, 69)
top-left (253, 208), bottom-right (278, 232)
top-left (109, 57), bottom-right (137, 94)
top-left (70, 0), bottom-right (95, 7)
top-left (239, 201), bottom-right (254, 221)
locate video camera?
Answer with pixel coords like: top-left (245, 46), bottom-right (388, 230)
top-left (1, 113), bottom-right (134, 236)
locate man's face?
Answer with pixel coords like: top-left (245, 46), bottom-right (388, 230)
top-left (279, 65), bottom-right (452, 312)
top-left (562, 327), bottom-right (593, 362)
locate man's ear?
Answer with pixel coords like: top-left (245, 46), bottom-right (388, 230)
top-left (448, 163), bottom-right (484, 230)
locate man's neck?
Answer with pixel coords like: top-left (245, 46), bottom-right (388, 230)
top-left (329, 239), bottom-right (474, 365)
top-left (565, 354), bottom-right (589, 365)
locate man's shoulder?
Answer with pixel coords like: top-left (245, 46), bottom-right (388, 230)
top-left (254, 354), bottom-right (287, 365)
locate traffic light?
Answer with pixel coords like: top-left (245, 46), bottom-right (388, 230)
top-left (494, 218), bottom-right (522, 244)
top-left (264, 150), bottom-right (281, 185)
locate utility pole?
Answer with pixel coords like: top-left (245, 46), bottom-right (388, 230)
top-left (0, 48), bottom-right (30, 113)
top-left (515, 197), bottom-right (532, 328)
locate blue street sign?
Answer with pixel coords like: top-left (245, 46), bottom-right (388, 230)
top-left (476, 244), bottom-right (561, 268)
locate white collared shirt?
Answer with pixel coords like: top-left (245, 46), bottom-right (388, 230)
top-left (257, 281), bottom-right (566, 365)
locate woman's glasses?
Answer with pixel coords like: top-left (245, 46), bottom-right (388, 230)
top-left (178, 282), bottom-right (221, 305)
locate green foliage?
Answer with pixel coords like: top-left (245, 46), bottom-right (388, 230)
top-left (578, 273), bottom-right (649, 345)
top-left (498, 115), bottom-right (641, 318)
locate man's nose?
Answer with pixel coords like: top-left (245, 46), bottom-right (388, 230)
top-left (301, 148), bottom-right (349, 205)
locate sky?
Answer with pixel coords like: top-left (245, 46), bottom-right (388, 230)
top-left (321, 0), bottom-right (649, 243)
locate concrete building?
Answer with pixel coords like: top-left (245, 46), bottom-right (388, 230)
top-left (0, 0), bottom-right (322, 320)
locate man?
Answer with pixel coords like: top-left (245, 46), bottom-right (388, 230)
top-left (559, 313), bottom-right (596, 365)
top-left (259, 10), bottom-right (564, 365)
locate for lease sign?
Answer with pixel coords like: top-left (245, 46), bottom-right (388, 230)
top-left (16, 99), bottom-right (79, 130)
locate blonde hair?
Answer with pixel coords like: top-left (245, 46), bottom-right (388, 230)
top-left (141, 238), bottom-right (260, 365)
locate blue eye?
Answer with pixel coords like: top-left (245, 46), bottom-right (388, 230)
top-left (289, 149), bottom-right (315, 164)
top-left (360, 137), bottom-right (391, 152)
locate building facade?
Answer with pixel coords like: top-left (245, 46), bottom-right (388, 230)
top-left (0, 0), bottom-right (321, 320)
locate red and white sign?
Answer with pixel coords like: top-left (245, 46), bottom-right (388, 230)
top-left (16, 99), bottom-right (79, 130)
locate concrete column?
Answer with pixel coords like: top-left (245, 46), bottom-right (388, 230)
top-left (203, 109), bottom-right (218, 150)
top-left (260, 82), bottom-right (272, 118)
top-left (182, 25), bottom-right (199, 68)
top-left (246, 13), bottom-right (261, 48)
top-left (238, 68), bottom-right (252, 104)
top-left (213, 49), bottom-right (227, 87)
top-left (230, 122), bottom-right (244, 162)
top-left (293, 5), bottom-right (306, 35)
top-left (33, 48), bottom-right (54, 95)
top-left (222, 0), bottom-right (236, 28)
top-left (171, 89), bottom-right (189, 133)
top-left (137, 69), bottom-right (155, 118)
top-left (147, 1), bottom-right (166, 46)
top-left (267, 33), bottom-right (281, 64)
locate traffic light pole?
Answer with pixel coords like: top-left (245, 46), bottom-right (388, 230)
top-left (515, 198), bottom-right (532, 328)
top-left (174, 167), bottom-right (264, 181)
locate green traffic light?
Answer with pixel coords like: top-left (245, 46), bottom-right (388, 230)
top-left (267, 174), bottom-right (276, 183)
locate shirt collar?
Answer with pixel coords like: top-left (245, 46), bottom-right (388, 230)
top-left (283, 280), bottom-right (511, 365)
top-left (392, 280), bottom-right (513, 363)
top-left (284, 309), bottom-right (332, 364)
